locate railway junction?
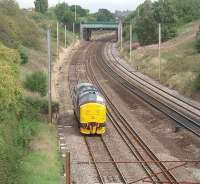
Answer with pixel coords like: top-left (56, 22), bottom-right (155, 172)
top-left (53, 31), bottom-right (200, 184)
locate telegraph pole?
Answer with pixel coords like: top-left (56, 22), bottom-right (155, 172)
top-left (73, 22), bottom-right (75, 43)
top-left (75, 5), bottom-right (77, 22)
top-left (158, 23), bottom-right (161, 81)
top-left (47, 28), bottom-right (52, 124)
top-left (57, 22), bottom-right (59, 58)
top-left (65, 25), bottom-right (67, 48)
top-left (130, 21), bottom-right (133, 62)
top-left (120, 21), bottom-right (123, 51)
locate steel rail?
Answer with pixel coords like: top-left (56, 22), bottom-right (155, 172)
top-left (97, 43), bottom-right (200, 137)
top-left (68, 42), bottom-right (128, 184)
top-left (86, 41), bottom-right (179, 183)
top-left (108, 42), bottom-right (200, 114)
top-left (86, 55), bottom-right (159, 184)
top-left (84, 137), bottom-right (105, 184)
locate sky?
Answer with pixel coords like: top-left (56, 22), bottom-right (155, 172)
top-left (16, 0), bottom-right (146, 13)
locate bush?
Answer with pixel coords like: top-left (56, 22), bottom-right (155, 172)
top-left (195, 27), bottom-right (200, 53)
top-left (193, 72), bottom-right (200, 90)
top-left (18, 45), bottom-right (28, 64)
top-left (24, 71), bottom-right (47, 96)
top-left (24, 96), bottom-right (59, 115)
top-left (15, 119), bottom-right (38, 149)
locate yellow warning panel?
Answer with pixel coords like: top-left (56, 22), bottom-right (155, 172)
top-left (80, 103), bottom-right (106, 123)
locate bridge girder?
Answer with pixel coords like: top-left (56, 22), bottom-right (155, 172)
top-left (80, 22), bottom-right (122, 42)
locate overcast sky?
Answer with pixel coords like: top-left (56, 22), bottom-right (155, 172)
top-left (16, 0), bottom-right (146, 13)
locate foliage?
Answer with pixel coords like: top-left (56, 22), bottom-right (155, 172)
top-left (54, 3), bottom-right (74, 25)
top-left (173, 0), bottom-right (200, 24)
top-left (34, 0), bottom-right (48, 13)
top-left (18, 122), bottom-right (62, 184)
top-left (95, 9), bottom-right (115, 22)
top-left (153, 0), bottom-right (177, 41)
top-left (0, 43), bottom-right (22, 184)
top-left (70, 5), bottom-right (89, 18)
top-left (0, 0), bottom-right (41, 49)
top-left (24, 71), bottom-right (47, 96)
top-left (0, 43), bottom-right (22, 120)
top-left (193, 70), bottom-right (200, 90)
top-left (195, 26), bottom-right (200, 53)
top-left (126, 0), bottom-right (200, 45)
top-left (18, 45), bottom-right (28, 65)
top-left (24, 96), bottom-right (59, 115)
top-left (135, 0), bottom-right (158, 45)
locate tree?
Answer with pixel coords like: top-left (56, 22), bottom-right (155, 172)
top-left (70, 5), bottom-right (89, 18)
top-left (135, 0), bottom-right (158, 45)
top-left (55, 3), bottom-right (75, 24)
top-left (34, 0), bottom-right (48, 13)
top-left (173, 0), bottom-right (200, 24)
top-left (153, 0), bottom-right (177, 41)
top-left (96, 9), bottom-right (115, 22)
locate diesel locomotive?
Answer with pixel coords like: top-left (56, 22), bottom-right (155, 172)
top-left (73, 83), bottom-right (107, 135)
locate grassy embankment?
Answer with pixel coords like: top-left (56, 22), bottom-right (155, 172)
top-left (121, 20), bottom-right (200, 100)
top-left (0, 1), bottom-right (73, 184)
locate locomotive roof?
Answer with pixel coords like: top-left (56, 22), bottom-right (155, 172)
top-left (79, 91), bottom-right (105, 106)
top-left (75, 82), bottom-right (105, 105)
top-left (76, 82), bottom-right (95, 90)
top-left (76, 83), bottom-right (97, 93)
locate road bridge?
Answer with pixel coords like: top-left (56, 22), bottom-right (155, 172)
top-left (80, 22), bottom-right (122, 41)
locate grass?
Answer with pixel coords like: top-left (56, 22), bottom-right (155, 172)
top-left (123, 20), bottom-right (200, 100)
top-left (18, 122), bottom-right (62, 184)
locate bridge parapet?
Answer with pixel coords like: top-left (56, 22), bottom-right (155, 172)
top-left (80, 22), bottom-right (121, 41)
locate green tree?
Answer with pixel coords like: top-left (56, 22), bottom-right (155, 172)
top-left (54, 3), bottom-right (74, 25)
top-left (96, 9), bottom-right (115, 22)
top-left (34, 0), bottom-right (48, 13)
top-left (173, 0), bottom-right (200, 24)
top-left (135, 0), bottom-right (158, 45)
top-left (70, 5), bottom-right (89, 18)
top-left (153, 0), bottom-right (177, 41)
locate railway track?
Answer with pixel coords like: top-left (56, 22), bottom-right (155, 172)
top-left (108, 43), bottom-right (200, 115)
top-left (84, 136), bottom-right (128, 184)
top-left (68, 42), bottom-right (128, 184)
top-left (68, 39), bottom-right (199, 183)
top-left (85, 41), bottom-right (179, 184)
top-left (96, 41), bottom-right (200, 137)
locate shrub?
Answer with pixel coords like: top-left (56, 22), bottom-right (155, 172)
top-left (193, 72), bottom-right (200, 90)
top-left (195, 27), bottom-right (200, 53)
top-left (15, 119), bottom-right (38, 148)
top-left (24, 96), bottom-right (59, 115)
top-left (0, 44), bottom-right (22, 120)
top-left (24, 71), bottom-right (47, 96)
top-left (18, 45), bottom-right (28, 64)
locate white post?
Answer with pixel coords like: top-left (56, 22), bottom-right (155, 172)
top-left (57, 22), bottom-right (59, 58)
top-left (158, 23), bottom-right (161, 81)
top-left (73, 22), bottom-right (75, 43)
top-left (120, 21), bottom-right (123, 51)
top-left (75, 5), bottom-right (77, 22)
top-left (47, 28), bottom-right (52, 124)
top-left (65, 25), bottom-right (67, 48)
top-left (130, 21), bottom-right (132, 62)
top-left (80, 23), bottom-right (83, 40)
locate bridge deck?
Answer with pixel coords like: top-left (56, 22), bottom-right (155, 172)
top-left (81, 22), bottom-right (119, 29)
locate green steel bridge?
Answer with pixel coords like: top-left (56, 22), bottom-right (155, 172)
top-left (80, 22), bottom-right (122, 41)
